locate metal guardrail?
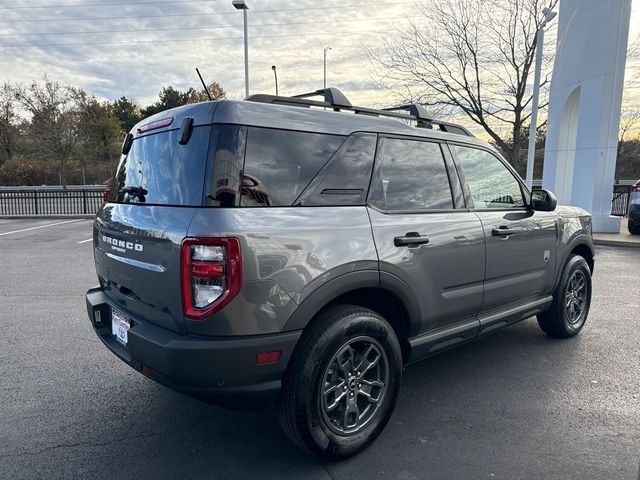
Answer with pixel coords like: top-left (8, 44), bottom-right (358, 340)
top-left (0, 187), bottom-right (104, 215)
top-left (0, 185), bottom-right (104, 191)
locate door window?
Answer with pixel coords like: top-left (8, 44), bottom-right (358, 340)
top-left (369, 138), bottom-right (454, 211)
top-left (452, 145), bottom-right (525, 209)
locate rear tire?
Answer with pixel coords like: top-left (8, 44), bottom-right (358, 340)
top-left (628, 218), bottom-right (640, 235)
top-left (277, 305), bottom-right (402, 460)
top-left (537, 255), bottom-right (591, 338)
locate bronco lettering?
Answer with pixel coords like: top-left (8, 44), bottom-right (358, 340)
top-left (102, 235), bottom-right (143, 252)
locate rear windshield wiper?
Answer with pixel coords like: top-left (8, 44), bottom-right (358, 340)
top-left (121, 186), bottom-right (148, 202)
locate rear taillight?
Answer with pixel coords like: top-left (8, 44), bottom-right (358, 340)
top-left (181, 238), bottom-right (242, 320)
top-left (631, 183), bottom-right (640, 192)
top-left (103, 178), bottom-right (113, 202)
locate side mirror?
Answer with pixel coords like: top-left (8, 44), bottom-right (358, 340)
top-left (531, 189), bottom-right (557, 212)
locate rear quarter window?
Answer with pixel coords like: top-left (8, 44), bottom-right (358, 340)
top-left (240, 127), bottom-right (345, 207)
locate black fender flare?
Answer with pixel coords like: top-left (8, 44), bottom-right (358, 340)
top-left (553, 235), bottom-right (595, 290)
top-left (281, 270), bottom-right (422, 335)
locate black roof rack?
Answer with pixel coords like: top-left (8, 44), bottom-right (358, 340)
top-left (244, 88), bottom-right (474, 137)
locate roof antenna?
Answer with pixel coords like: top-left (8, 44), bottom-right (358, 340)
top-left (196, 68), bottom-right (213, 101)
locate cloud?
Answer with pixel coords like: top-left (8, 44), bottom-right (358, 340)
top-left (0, 0), bottom-right (637, 122)
top-left (0, 0), bottom-right (415, 106)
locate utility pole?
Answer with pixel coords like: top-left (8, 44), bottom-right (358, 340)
top-left (323, 46), bottom-right (331, 89)
top-left (525, 8), bottom-right (557, 189)
top-left (233, 1), bottom-right (250, 98)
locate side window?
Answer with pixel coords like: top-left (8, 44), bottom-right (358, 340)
top-left (452, 145), bottom-right (525, 209)
top-left (241, 128), bottom-right (345, 207)
top-left (369, 138), bottom-right (454, 211)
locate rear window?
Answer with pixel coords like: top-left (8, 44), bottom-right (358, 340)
top-left (111, 125), bottom-right (211, 206)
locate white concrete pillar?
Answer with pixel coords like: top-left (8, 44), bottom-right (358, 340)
top-left (542, 0), bottom-right (632, 232)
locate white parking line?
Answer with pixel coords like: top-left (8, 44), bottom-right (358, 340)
top-left (0, 219), bottom-right (84, 237)
top-left (77, 238), bottom-right (93, 244)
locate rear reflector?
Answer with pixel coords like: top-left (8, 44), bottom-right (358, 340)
top-left (256, 350), bottom-right (282, 365)
top-left (141, 366), bottom-right (156, 379)
top-left (191, 262), bottom-right (224, 278)
top-left (137, 117), bottom-right (174, 133)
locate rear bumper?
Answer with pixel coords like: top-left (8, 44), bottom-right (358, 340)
top-left (86, 287), bottom-right (301, 410)
top-left (628, 204), bottom-right (640, 222)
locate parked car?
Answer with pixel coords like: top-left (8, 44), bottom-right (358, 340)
top-left (628, 179), bottom-right (640, 235)
top-left (86, 88), bottom-right (594, 460)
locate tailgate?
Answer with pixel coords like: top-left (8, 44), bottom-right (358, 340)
top-left (94, 203), bottom-right (198, 334)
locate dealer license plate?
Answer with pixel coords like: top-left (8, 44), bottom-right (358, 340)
top-left (111, 309), bottom-right (130, 346)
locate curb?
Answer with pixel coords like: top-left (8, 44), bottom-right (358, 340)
top-left (0, 215), bottom-right (95, 220)
top-left (593, 238), bottom-right (640, 248)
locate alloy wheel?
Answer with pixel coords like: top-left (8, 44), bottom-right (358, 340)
top-left (320, 336), bottom-right (389, 435)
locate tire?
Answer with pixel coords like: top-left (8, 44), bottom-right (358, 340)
top-left (277, 304), bottom-right (402, 460)
top-left (537, 255), bottom-right (592, 338)
top-left (628, 218), bottom-right (640, 235)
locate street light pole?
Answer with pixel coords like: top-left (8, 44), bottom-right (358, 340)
top-left (233, 0), bottom-right (250, 98)
top-left (272, 65), bottom-right (278, 96)
top-left (323, 46), bottom-right (331, 89)
top-left (525, 8), bottom-right (557, 189)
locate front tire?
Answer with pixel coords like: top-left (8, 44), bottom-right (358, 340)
top-left (277, 305), bottom-right (402, 460)
top-left (537, 254), bottom-right (592, 338)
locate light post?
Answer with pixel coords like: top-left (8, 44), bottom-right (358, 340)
top-left (323, 46), bottom-right (331, 89)
top-left (525, 7), bottom-right (557, 189)
top-left (232, 0), bottom-right (249, 98)
top-left (271, 65), bottom-right (278, 96)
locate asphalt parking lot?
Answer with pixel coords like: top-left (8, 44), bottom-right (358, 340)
top-left (1, 218), bottom-right (638, 480)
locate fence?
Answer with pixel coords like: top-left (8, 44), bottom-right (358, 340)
top-left (532, 181), bottom-right (630, 216)
top-left (611, 184), bottom-right (630, 216)
top-left (0, 183), bottom-right (634, 216)
top-left (0, 187), bottom-right (104, 215)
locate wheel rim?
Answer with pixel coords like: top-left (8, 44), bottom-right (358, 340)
top-left (564, 270), bottom-right (587, 326)
top-left (320, 336), bottom-right (389, 435)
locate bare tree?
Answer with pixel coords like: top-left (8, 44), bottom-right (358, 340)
top-left (17, 77), bottom-right (80, 188)
top-left (367, 0), bottom-right (557, 171)
top-left (0, 82), bottom-right (19, 165)
top-left (617, 103), bottom-right (640, 179)
top-left (619, 103), bottom-right (640, 143)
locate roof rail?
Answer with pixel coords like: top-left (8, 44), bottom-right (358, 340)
top-left (291, 88), bottom-right (352, 108)
top-left (244, 88), bottom-right (474, 137)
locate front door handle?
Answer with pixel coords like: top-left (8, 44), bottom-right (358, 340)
top-left (394, 232), bottom-right (430, 247)
top-left (492, 226), bottom-right (517, 237)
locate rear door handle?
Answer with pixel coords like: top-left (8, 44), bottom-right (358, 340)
top-left (492, 226), bottom-right (517, 237)
top-left (394, 232), bottom-right (430, 247)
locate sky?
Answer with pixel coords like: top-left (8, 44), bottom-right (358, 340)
top-left (0, 0), bottom-right (638, 125)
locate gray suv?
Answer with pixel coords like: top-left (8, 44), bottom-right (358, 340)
top-left (86, 88), bottom-right (594, 459)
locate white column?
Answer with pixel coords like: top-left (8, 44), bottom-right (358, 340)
top-left (542, 0), bottom-right (632, 233)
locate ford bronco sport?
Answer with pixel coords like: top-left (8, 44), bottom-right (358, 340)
top-left (86, 88), bottom-right (594, 459)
